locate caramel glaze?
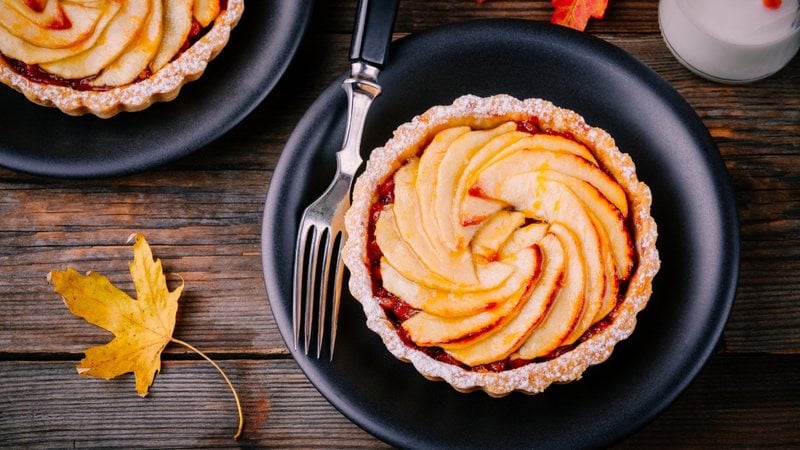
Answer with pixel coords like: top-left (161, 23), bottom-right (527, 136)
top-left (367, 120), bottom-right (636, 373)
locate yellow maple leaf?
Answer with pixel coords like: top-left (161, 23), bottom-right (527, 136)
top-left (48, 233), bottom-right (242, 439)
top-left (49, 233), bottom-right (181, 396)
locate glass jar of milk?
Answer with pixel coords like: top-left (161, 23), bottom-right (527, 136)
top-left (659, 0), bottom-right (800, 83)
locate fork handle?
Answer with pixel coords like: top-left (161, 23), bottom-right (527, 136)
top-left (337, 67), bottom-right (381, 177)
top-left (349, 0), bottom-right (399, 69)
top-left (338, 0), bottom-right (397, 177)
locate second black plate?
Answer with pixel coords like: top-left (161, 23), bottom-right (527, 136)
top-left (262, 19), bottom-right (739, 449)
top-left (0, 1), bottom-right (313, 178)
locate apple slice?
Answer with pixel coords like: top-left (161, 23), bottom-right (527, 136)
top-left (434, 122), bottom-right (518, 251)
top-left (498, 222), bottom-right (549, 259)
top-left (443, 234), bottom-right (565, 366)
top-left (0, 2), bottom-right (121, 64)
top-left (91, 0), bottom-right (163, 87)
top-left (590, 212), bottom-right (620, 323)
top-left (538, 170), bottom-right (633, 278)
top-left (514, 225), bottom-right (586, 359)
top-left (1, 0), bottom-right (101, 49)
top-left (523, 133), bottom-right (598, 165)
top-left (193, 0), bottom-right (221, 28)
top-left (375, 207), bottom-right (513, 292)
top-left (559, 216), bottom-right (605, 345)
top-left (464, 133), bottom-right (597, 184)
top-left (401, 279), bottom-right (529, 348)
top-left (455, 130), bottom-right (529, 227)
top-left (395, 157), bottom-right (478, 285)
top-left (415, 126), bottom-right (470, 257)
top-left (381, 245), bottom-right (539, 318)
top-left (150, 0), bottom-right (193, 71)
top-left (41, 0), bottom-right (150, 80)
top-left (495, 176), bottom-right (605, 335)
top-left (400, 247), bottom-right (540, 346)
top-left (457, 132), bottom-right (614, 226)
top-left (498, 169), bottom-right (632, 280)
top-left (471, 210), bottom-right (525, 262)
top-left (375, 206), bottom-right (467, 291)
top-left (460, 195), bottom-right (506, 227)
top-left (477, 134), bottom-right (598, 170)
top-left (475, 149), bottom-right (628, 217)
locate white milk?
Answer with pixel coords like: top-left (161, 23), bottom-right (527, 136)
top-left (659, 0), bottom-right (800, 82)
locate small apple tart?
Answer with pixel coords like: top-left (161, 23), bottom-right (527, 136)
top-left (0, 0), bottom-right (243, 118)
top-left (343, 94), bottom-right (660, 396)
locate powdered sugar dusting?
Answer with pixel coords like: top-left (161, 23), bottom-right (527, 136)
top-left (0, 0), bottom-right (244, 118)
top-left (343, 94), bottom-right (660, 397)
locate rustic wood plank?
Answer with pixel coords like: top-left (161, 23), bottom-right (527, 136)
top-left (1, 354), bottom-right (797, 448)
top-left (725, 241), bottom-right (800, 353)
top-left (620, 354), bottom-right (800, 448)
top-left (315, 0), bottom-right (661, 34)
top-left (0, 230), bottom-right (285, 354)
top-left (0, 359), bottom-right (386, 448)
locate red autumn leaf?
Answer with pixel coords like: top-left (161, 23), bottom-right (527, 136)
top-left (550, 0), bottom-right (609, 31)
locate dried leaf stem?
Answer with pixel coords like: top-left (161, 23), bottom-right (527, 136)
top-left (170, 337), bottom-right (243, 440)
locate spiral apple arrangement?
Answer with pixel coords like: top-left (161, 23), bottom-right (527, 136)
top-left (370, 117), bottom-right (636, 368)
top-left (343, 95), bottom-right (659, 396)
top-left (0, 0), bottom-right (226, 88)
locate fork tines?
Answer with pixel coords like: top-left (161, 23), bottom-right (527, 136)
top-left (293, 216), bottom-right (346, 359)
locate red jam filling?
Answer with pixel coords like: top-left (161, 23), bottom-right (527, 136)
top-left (23, 0), bottom-right (46, 13)
top-left (23, 0), bottom-right (73, 30)
top-left (3, 56), bottom-right (101, 90)
top-left (2, 9), bottom-right (221, 91)
top-left (517, 118), bottom-right (577, 142)
top-left (45, 14), bottom-right (72, 31)
top-left (366, 119), bottom-right (633, 373)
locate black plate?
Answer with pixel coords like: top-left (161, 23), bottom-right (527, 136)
top-left (262, 20), bottom-right (739, 449)
top-left (0, 1), bottom-right (313, 178)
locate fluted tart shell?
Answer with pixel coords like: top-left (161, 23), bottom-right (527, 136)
top-left (0, 0), bottom-right (243, 118)
top-left (343, 94), bottom-right (660, 397)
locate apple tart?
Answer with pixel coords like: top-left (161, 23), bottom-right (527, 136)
top-left (343, 94), bottom-right (660, 396)
top-left (0, 0), bottom-right (243, 118)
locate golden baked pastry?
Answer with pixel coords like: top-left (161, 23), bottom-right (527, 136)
top-left (343, 95), bottom-right (660, 396)
top-left (0, 0), bottom-right (243, 118)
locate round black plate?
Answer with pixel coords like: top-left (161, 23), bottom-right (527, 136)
top-left (262, 20), bottom-right (739, 449)
top-left (0, 1), bottom-right (313, 178)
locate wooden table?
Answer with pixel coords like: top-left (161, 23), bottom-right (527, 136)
top-left (2, 1), bottom-right (798, 447)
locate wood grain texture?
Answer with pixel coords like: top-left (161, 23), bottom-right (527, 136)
top-left (619, 354), bottom-right (800, 448)
top-left (1, 355), bottom-right (797, 447)
top-left (0, 359), bottom-right (386, 448)
top-left (0, 0), bottom-right (798, 447)
top-left (316, 0), bottom-right (660, 34)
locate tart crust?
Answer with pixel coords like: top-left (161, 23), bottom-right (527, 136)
top-left (0, 0), bottom-right (243, 119)
top-left (343, 94), bottom-right (660, 397)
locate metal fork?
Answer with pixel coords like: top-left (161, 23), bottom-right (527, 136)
top-left (293, 0), bottom-right (397, 359)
